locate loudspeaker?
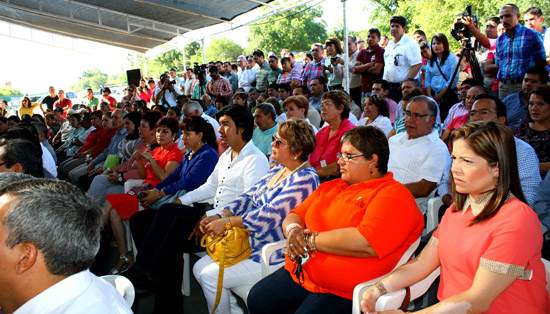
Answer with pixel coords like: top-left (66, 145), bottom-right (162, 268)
top-left (126, 69), bottom-right (141, 87)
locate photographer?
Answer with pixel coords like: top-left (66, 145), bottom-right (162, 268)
top-left (155, 73), bottom-right (181, 108)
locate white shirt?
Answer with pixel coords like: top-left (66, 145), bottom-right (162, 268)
top-left (154, 87), bottom-right (180, 107)
top-left (307, 107), bottom-right (322, 129)
top-left (388, 130), bottom-right (450, 213)
top-left (178, 140), bottom-right (269, 209)
top-left (41, 142), bottom-right (57, 178)
top-left (383, 35), bottom-right (422, 83)
top-left (69, 126), bottom-right (96, 156)
top-left (358, 115), bottom-right (392, 136)
top-left (239, 65), bottom-right (260, 92)
top-left (346, 49), bottom-right (362, 89)
top-left (14, 270), bottom-right (132, 314)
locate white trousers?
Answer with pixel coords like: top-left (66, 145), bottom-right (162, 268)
top-left (193, 255), bottom-right (261, 314)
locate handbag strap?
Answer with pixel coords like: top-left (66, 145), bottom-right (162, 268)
top-left (399, 286), bottom-right (411, 312)
top-left (210, 241), bottom-right (225, 314)
top-left (434, 57), bottom-right (449, 82)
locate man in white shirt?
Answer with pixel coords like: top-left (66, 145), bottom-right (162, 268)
top-left (155, 73), bottom-right (181, 108)
top-left (383, 15), bottom-right (423, 103)
top-left (126, 105), bottom-right (269, 313)
top-left (239, 56), bottom-right (259, 92)
top-left (388, 95), bottom-right (450, 213)
top-left (182, 100), bottom-right (221, 140)
top-left (0, 178), bottom-right (131, 314)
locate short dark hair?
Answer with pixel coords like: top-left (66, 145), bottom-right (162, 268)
top-left (0, 138), bottom-right (43, 177)
top-left (256, 103), bottom-right (277, 121)
top-left (413, 30), bottom-right (426, 37)
top-left (461, 78), bottom-right (478, 87)
top-left (322, 90), bottom-right (350, 120)
top-left (141, 110), bottom-right (163, 130)
top-left (180, 116), bottom-right (218, 153)
top-left (268, 55), bottom-right (278, 61)
top-left (402, 78), bottom-right (420, 87)
top-left (218, 105), bottom-right (254, 142)
top-left (368, 28), bottom-right (381, 38)
top-left (294, 85), bottom-right (310, 97)
top-left (474, 93), bottom-right (507, 118)
top-left (525, 66), bottom-right (549, 84)
top-left (233, 92), bottom-right (248, 102)
top-left (488, 16), bottom-right (501, 24)
top-left (364, 95), bottom-right (390, 118)
top-left (390, 15), bottom-right (407, 28)
top-left (209, 65), bottom-right (218, 73)
top-left (7, 115), bottom-right (20, 123)
top-left (156, 117), bottom-right (179, 135)
top-left (525, 6), bottom-right (542, 17)
top-left (503, 3), bottom-right (520, 14)
top-left (278, 83), bottom-right (292, 92)
top-left (268, 83), bottom-right (279, 90)
top-left (341, 126), bottom-right (390, 174)
top-left (253, 49), bottom-right (265, 58)
top-left (372, 79), bottom-right (390, 91)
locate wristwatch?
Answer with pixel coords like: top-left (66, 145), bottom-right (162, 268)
top-left (118, 173), bottom-right (123, 183)
top-left (224, 217), bottom-right (232, 230)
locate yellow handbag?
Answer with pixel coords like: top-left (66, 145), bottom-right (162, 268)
top-left (200, 218), bottom-right (251, 313)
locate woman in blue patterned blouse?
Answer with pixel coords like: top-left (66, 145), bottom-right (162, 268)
top-left (195, 118), bottom-right (320, 314)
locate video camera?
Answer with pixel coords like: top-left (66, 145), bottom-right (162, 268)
top-left (193, 62), bottom-right (208, 85)
top-left (451, 5), bottom-right (478, 42)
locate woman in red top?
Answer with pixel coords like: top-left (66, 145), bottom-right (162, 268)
top-left (308, 90), bottom-right (355, 180)
top-left (248, 126), bottom-right (424, 314)
top-left (362, 121), bottom-right (550, 314)
top-left (103, 117), bottom-right (183, 274)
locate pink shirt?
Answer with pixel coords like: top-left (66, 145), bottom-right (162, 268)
top-left (434, 198), bottom-right (550, 313)
top-left (446, 113), bottom-right (469, 130)
top-left (309, 118), bottom-right (355, 169)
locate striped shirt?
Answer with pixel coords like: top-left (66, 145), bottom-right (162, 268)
top-left (276, 70), bottom-right (301, 85)
top-left (207, 76), bottom-right (232, 96)
top-left (301, 58), bottom-right (325, 88)
top-left (226, 164), bottom-right (320, 264)
top-left (495, 24), bottom-right (546, 79)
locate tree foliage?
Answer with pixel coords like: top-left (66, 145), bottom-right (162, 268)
top-left (205, 38), bottom-right (244, 62)
top-left (364, 0), bottom-right (550, 51)
top-left (247, 4), bottom-right (327, 54)
top-left (70, 68), bottom-right (108, 92)
top-left (0, 87), bottom-right (23, 96)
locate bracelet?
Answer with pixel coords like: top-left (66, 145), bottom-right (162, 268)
top-left (308, 232), bottom-right (319, 253)
top-left (285, 223), bottom-right (301, 237)
top-left (374, 282), bottom-right (387, 296)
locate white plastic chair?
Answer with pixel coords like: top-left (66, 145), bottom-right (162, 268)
top-left (375, 258), bottom-right (550, 311)
top-left (231, 240), bottom-right (287, 303)
top-left (123, 179), bottom-right (145, 259)
top-left (181, 251), bottom-right (206, 296)
top-left (425, 196), bottom-right (443, 235)
top-left (101, 274), bottom-right (135, 307)
top-left (351, 237), bottom-right (421, 314)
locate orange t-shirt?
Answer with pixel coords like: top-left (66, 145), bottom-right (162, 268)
top-left (434, 198), bottom-right (550, 313)
top-left (284, 172), bottom-right (424, 299)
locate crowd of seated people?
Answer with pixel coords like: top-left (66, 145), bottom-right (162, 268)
top-left (0, 4), bottom-right (549, 313)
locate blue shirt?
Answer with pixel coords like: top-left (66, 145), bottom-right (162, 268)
top-left (223, 71), bottom-right (239, 93)
top-left (252, 123), bottom-right (278, 156)
top-left (309, 94), bottom-right (323, 113)
top-left (93, 128), bottom-right (128, 165)
top-left (204, 104), bottom-right (218, 119)
top-left (534, 172), bottom-right (550, 230)
top-left (437, 136), bottom-right (541, 207)
top-left (495, 24), bottom-right (546, 79)
top-left (156, 143), bottom-right (219, 196)
top-left (425, 53), bottom-right (459, 92)
top-left (503, 91), bottom-right (528, 128)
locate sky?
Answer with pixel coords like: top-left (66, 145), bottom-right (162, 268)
top-left (0, 0), bottom-right (369, 95)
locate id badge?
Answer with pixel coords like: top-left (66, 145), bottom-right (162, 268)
top-left (320, 160), bottom-right (327, 168)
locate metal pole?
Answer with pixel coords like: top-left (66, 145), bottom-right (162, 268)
top-left (342, 0), bottom-right (349, 93)
top-left (181, 43), bottom-right (187, 71)
top-left (143, 54), bottom-right (148, 77)
top-left (201, 38), bottom-right (207, 64)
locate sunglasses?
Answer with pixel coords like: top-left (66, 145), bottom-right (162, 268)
top-left (272, 135), bottom-right (285, 148)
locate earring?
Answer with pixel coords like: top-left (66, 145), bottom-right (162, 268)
top-left (294, 155), bottom-right (298, 160)
top-left (370, 170), bottom-right (374, 177)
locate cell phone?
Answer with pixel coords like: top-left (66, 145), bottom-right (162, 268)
top-left (300, 253), bottom-right (310, 265)
top-left (136, 192), bottom-right (147, 200)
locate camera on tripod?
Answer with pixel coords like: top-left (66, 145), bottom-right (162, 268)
top-left (193, 62), bottom-right (208, 84)
top-left (451, 5), bottom-right (478, 42)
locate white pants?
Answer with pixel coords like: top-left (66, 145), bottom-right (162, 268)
top-left (193, 255), bottom-right (261, 314)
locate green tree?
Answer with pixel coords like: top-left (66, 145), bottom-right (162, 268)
top-left (70, 69), bottom-right (108, 92)
top-left (205, 38), bottom-right (243, 62)
top-left (247, 4), bottom-right (327, 54)
top-left (0, 87), bottom-right (23, 96)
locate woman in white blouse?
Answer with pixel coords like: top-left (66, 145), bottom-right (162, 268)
top-left (358, 95), bottom-right (392, 136)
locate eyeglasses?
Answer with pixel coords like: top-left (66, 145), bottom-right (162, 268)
top-left (337, 152), bottom-right (364, 162)
top-left (311, 48), bottom-right (319, 52)
top-left (272, 135), bottom-right (286, 148)
top-left (469, 109), bottom-right (494, 117)
top-left (320, 101), bottom-right (336, 109)
top-left (405, 111), bottom-right (432, 120)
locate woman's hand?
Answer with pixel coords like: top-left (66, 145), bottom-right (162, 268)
top-left (188, 215), bottom-right (206, 244)
top-left (199, 215), bottom-right (221, 233)
top-left (204, 218), bottom-right (227, 238)
top-left (107, 171), bottom-right (119, 184)
top-left (286, 227), bottom-right (311, 261)
top-left (360, 285), bottom-right (382, 313)
top-left (138, 190), bottom-right (160, 207)
top-left (141, 152), bottom-right (153, 162)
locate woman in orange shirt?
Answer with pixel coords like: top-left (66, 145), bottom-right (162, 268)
top-left (248, 126), bottom-right (424, 314)
top-left (361, 121), bottom-right (550, 314)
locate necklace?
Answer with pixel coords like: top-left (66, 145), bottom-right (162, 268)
top-left (270, 160), bottom-right (309, 188)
